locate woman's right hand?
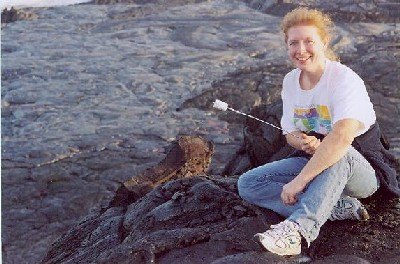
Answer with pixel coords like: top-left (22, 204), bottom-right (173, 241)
top-left (300, 134), bottom-right (321, 155)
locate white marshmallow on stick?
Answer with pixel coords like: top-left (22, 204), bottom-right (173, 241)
top-left (212, 99), bottom-right (300, 139)
top-left (213, 99), bottom-right (228, 111)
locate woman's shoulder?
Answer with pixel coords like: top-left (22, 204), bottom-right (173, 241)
top-left (328, 61), bottom-right (359, 77)
top-left (282, 68), bottom-right (300, 95)
top-left (283, 67), bottom-right (300, 82)
top-left (327, 60), bottom-right (363, 83)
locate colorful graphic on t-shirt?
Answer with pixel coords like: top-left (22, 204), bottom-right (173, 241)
top-left (294, 105), bottom-right (331, 134)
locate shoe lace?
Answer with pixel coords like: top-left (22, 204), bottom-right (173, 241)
top-left (267, 221), bottom-right (298, 238)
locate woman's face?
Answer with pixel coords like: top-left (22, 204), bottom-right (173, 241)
top-left (286, 25), bottom-right (326, 73)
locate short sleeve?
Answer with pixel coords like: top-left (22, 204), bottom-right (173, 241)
top-left (330, 68), bottom-right (376, 134)
top-left (280, 72), bottom-right (298, 134)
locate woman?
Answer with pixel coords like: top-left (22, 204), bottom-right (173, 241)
top-left (237, 7), bottom-right (400, 256)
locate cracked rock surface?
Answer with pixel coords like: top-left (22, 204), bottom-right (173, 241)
top-left (41, 134), bottom-right (399, 263)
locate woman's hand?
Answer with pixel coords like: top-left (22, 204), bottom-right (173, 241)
top-left (281, 178), bottom-right (307, 205)
top-left (301, 134), bottom-right (321, 155)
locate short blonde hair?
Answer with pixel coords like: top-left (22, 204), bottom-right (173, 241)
top-left (281, 7), bottom-right (339, 61)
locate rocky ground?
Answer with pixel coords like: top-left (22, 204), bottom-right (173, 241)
top-left (1, 0), bottom-right (399, 263)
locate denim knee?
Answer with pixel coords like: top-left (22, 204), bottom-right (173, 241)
top-left (237, 172), bottom-right (255, 201)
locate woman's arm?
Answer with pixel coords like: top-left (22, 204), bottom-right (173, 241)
top-left (281, 118), bottom-right (362, 205)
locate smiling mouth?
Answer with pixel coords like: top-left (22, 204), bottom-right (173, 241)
top-left (297, 56), bottom-right (311, 62)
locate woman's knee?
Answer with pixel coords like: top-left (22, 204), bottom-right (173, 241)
top-left (237, 172), bottom-right (256, 200)
top-left (343, 177), bottom-right (379, 198)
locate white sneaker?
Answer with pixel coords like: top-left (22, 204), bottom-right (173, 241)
top-left (329, 196), bottom-right (369, 221)
top-left (254, 220), bottom-right (302, 256)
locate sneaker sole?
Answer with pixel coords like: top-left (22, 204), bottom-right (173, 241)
top-left (358, 207), bottom-right (370, 221)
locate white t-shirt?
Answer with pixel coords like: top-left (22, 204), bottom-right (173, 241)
top-left (281, 60), bottom-right (376, 137)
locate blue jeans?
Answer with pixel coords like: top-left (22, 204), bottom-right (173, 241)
top-left (237, 146), bottom-right (378, 245)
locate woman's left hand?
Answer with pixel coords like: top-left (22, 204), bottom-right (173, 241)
top-left (281, 178), bottom-right (306, 205)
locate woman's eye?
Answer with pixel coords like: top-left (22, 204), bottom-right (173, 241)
top-left (307, 40), bottom-right (315, 44)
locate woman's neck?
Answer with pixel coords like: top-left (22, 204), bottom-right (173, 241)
top-left (300, 62), bottom-right (326, 90)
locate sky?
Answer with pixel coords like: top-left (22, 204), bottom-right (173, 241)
top-left (1, 0), bottom-right (91, 9)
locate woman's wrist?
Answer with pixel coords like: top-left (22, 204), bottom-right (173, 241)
top-left (294, 173), bottom-right (311, 188)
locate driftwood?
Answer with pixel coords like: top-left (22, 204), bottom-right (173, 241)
top-left (109, 135), bottom-right (214, 207)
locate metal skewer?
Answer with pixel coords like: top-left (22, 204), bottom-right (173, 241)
top-left (212, 99), bottom-right (301, 139)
